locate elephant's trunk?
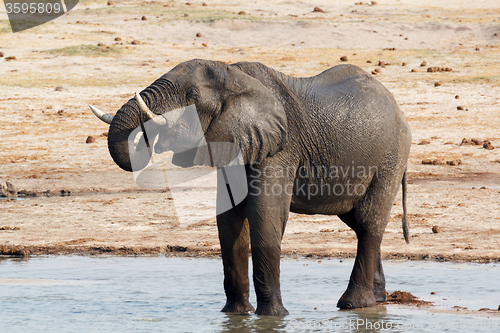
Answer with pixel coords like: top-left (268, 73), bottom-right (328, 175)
top-left (106, 78), bottom-right (179, 172)
top-left (107, 102), bottom-right (152, 172)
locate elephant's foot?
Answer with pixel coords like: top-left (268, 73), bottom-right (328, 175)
top-left (255, 301), bottom-right (289, 316)
top-left (374, 286), bottom-right (387, 303)
top-left (337, 286), bottom-right (376, 309)
top-left (221, 300), bottom-right (255, 314)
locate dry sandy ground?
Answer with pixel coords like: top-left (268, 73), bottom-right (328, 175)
top-left (1, 0), bottom-right (499, 266)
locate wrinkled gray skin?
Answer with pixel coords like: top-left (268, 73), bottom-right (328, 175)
top-left (106, 59), bottom-right (411, 315)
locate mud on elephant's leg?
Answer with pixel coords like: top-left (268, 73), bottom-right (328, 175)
top-left (217, 199), bottom-right (255, 314)
top-left (373, 252), bottom-right (387, 303)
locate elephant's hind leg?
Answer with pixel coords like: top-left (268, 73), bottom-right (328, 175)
top-left (336, 170), bottom-right (402, 309)
top-left (217, 199), bottom-right (255, 314)
top-left (335, 217), bottom-right (384, 309)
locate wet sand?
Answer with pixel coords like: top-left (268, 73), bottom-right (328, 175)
top-left (1, 0), bottom-right (499, 261)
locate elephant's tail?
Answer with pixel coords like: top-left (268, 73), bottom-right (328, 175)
top-left (402, 169), bottom-right (409, 244)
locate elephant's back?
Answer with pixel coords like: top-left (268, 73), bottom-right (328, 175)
top-left (289, 64), bottom-right (409, 168)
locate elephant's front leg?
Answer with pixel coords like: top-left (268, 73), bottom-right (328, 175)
top-left (217, 199), bottom-right (255, 314)
top-left (247, 171), bottom-right (292, 316)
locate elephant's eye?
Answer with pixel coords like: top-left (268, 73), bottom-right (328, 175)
top-left (186, 88), bottom-right (199, 102)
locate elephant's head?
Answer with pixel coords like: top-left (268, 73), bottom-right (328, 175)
top-left (90, 59), bottom-right (287, 172)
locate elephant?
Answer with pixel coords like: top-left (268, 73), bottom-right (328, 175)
top-left (90, 59), bottom-right (411, 315)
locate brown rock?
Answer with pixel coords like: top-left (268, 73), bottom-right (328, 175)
top-left (420, 61), bottom-right (427, 66)
top-left (422, 159), bottom-right (443, 165)
top-left (371, 1), bottom-right (378, 5)
top-left (86, 136), bottom-right (96, 144)
top-left (5, 56), bottom-right (16, 61)
top-left (97, 43), bottom-right (105, 47)
top-left (101, 132), bottom-right (108, 137)
top-left (418, 140), bottom-right (431, 145)
top-left (313, 7), bottom-right (324, 12)
top-left (54, 86), bottom-right (64, 91)
top-left (434, 81), bottom-right (441, 87)
top-left (471, 138), bottom-right (483, 145)
top-left (340, 56), bottom-right (348, 62)
top-left (446, 160), bottom-right (461, 166)
top-left (115, 37), bottom-right (122, 41)
top-left (457, 105), bottom-right (464, 110)
top-left (455, 95), bottom-right (459, 99)
top-left (141, 16), bottom-right (147, 20)
top-left (432, 226), bottom-right (441, 233)
top-left (402, 62), bottom-right (407, 66)
top-left (131, 40), bottom-right (141, 45)
top-left (371, 70), bottom-right (378, 75)
top-left (483, 140), bottom-right (495, 150)
top-left (238, 11), bottom-right (246, 15)
top-left (202, 43), bottom-right (208, 47)
top-left (107, 1), bottom-right (114, 5)
top-left (0, 52), bottom-right (4, 57)
top-left (411, 69), bottom-right (417, 72)
top-left (196, 32), bottom-right (202, 38)
top-left (202, 2), bottom-right (207, 6)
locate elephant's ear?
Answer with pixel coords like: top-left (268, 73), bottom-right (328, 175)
top-left (200, 66), bottom-right (287, 165)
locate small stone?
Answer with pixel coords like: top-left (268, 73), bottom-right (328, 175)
top-left (483, 140), bottom-right (495, 150)
top-left (431, 292), bottom-right (436, 295)
top-left (202, 2), bottom-right (207, 6)
top-left (101, 132), bottom-right (108, 137)
top-left (115, 37), bottom-right (122, 41)
top-left (411, 69), bottom-right (417, 72)
top-left (434, 81), bottom-right (441, 87)
top-left (202, 43), bottom-right (208, 47)
top-left (54, 86), bottom-right (64, 91)
top-left (418, 140), bottom-right (431, 145)
top-left (97, 43), bottom-right (105, 46)
top-left (131, 40), bottom-right (141, 45)
top-left (475, 47), bottom-right (480, 51)
top-left (371, 1), bottom-right (378, 5)
top-left (141, 16), bottom-right (147, 20)
top-left (457, 106), bottom-right (464, 110)
top-left (313, 7), bottom-right (324, 12)
top-left (455, 95), bottom-right (459, 99)
top-left (238, 11), bottom-right (246, 15)
top-left (86, 136), bottom-right (96, 144)
top-left (340, 56), bottom-right (348, 62)
top-left (402, 62), bottom-right (407, 66)
top-left (0, 52), bottom-right (4, 57)
top-left (420, 61), bottom-right (427, 66)
top-left (107, 1), bottom-right (114, 5)
top-left (371, 70), bottom-right (378, 75)
top-left (196, 32), bottom-right (202, 37)
top-left (5, 56), bottom-right (16, 61)
top-left (446, 160), bottom-right (461, 166)
top-left (432, 226), bottom-right (441, 233)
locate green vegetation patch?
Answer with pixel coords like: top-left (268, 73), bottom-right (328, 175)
top-left (44, 44), bottom-right (124, 57)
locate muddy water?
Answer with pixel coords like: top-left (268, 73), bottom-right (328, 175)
top-left (0, 257), bottom-right (499, 332)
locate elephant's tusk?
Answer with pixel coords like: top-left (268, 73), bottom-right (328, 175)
top-left (89, 105), bottom-right (114, 124)
top-left (135, 92), bottom-right (167, 126)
